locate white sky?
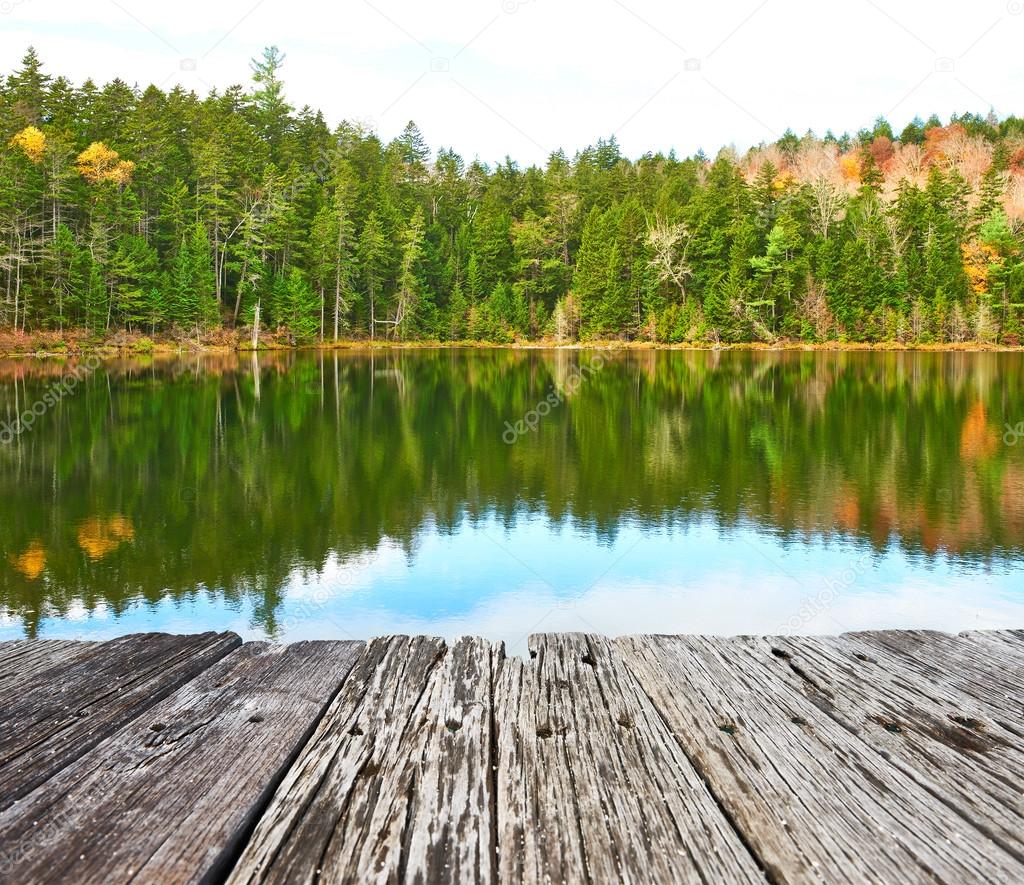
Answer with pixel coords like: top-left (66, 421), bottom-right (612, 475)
top-left (2, 0), bottom-right (1022, 166)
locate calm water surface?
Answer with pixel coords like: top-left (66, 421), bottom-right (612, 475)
top-left (2, 348), bottom-right (1023, 655)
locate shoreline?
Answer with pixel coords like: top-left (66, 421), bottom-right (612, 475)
top-left (2, 335), bottom-right (1022, 360)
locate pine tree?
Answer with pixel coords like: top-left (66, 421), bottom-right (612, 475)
top-left (445, 279), bottom-right (469, 340)
top-left (282, 267), bottom-right (320, 342)
top-left (43, 223), bottom-right (83, 331)
top-left (109, 233), bottom-right (158, 330)
top-left (572, 206), bottom-right (608, 337)
top-left (310, 160), bottom-right (358, 340)
top-left (482, 282), bottom-right (518, 342)
top-left (358, 210), bottom-right (389, 339)
top-left (975, 146), bottom-right (1007, 229)
top-left (248, 46), bottom-right (292, 153)
top-left (7, 47), bottom-right (51, 126)
top-left (169, 222), bottom-right (218, 333)
top-left (391, 206), bottom-right (426, 339)
top-left (194, 137), bottom-right (232, 304)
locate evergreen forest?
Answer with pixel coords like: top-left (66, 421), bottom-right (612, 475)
top-left (4, 47), bottom-right (1024, 346)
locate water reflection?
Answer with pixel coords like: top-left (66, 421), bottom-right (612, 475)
top-left (1, 348), bottom-right (1023, 643)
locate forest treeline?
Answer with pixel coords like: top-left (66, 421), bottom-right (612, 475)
top-left (4, 47), bottom-right (1024, 346)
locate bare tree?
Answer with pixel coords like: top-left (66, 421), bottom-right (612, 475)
top-left (741, 144), bottom-right (787, 185)
top-left (1004, 173), bottom-right (1024, 228)
top-left (885, 143), bottom-right (928, 199)
top-left (552, 293), bottom-right (580, 342)
top-left (948, 302), bottom-right (970, 343)
top-left (794, 143), bottom-right (847, 239)
top-left (810, 176), bottom-right (846, 239)
top-left (646, 220), bottom-right (692, 304)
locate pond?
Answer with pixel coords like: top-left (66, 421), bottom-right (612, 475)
top-left (2, 348), bottom-right (1023, 656)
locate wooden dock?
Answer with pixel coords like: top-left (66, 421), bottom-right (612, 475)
top-left (1, 630), bottom-right (1023, 883)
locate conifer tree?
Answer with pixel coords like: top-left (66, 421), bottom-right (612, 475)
top-left (282, 267), bottom-right (320, 342)
top-left (358, 210), bottom-right (389, 339)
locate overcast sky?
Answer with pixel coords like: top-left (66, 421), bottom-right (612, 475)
top-left (2, 0), bottom-right (1021, 165)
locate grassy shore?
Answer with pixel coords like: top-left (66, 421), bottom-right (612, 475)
top-left (1, 328), bottom-right (1021, 358)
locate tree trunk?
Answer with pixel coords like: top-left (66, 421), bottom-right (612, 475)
top-left (233, 257), bottom-right (248, 326)
top-left (333, 272), bottom-right (341, 342)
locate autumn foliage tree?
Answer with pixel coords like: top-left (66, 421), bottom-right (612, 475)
top-left (9, 125), bottom-right (45, 163)
top-left (75, 142), bottom-right (135, 186)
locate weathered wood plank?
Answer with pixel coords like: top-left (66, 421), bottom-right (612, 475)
top-left (952, 629), bottom-right (1024, 689)
top-left (0, 639), bottom-right (363, 884)
top-left (770, 633), bottom-right (1024, 864)
top-left (962, 628), bottom-right (1024, 651)
top-left (0, 640), bottom-right (98, 691)
top-left (850, 630), bottom-right (1024, 727)
top-left (229, 635), bottom-right (494, 885)
top-left (617, 634), bottom-right (1024, 883)
top-left (404, 636), bottom-right (493, 884)
top-left (0, 638), bottom-right (91, 666)
top-left (0, 631), bottom-right (241, 809)
top-left (492, 633), bottom-right (764, 885)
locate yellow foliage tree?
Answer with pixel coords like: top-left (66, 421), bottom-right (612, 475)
top-left (9, 125), bottom-right (46, 163)
top-left (839, 154), bottom-right (861, 183)
top-left (76, 142), bottom-right (136, 186)
top-left (960, 240), bottom-right (1000, 296)
top-left (772, 171), bottom-right (796, 193)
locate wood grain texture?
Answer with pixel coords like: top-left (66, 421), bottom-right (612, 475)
top-left (850, 629), bottom-right (1024, 727)
top-left (229, 635), bottom-right (494, 885)
top-left (768, 633), bottom-right (1024, 864)
top-left (0, 630), bottom-right (241, 809)
top-left (0, 639), bottom-right (363, 884)
top-left (0, 640), bottom-right (96, 689)
top-left (492, 633), bottom-right (764, 885)
top-left (616, 633), bottom-right (1024, 883)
